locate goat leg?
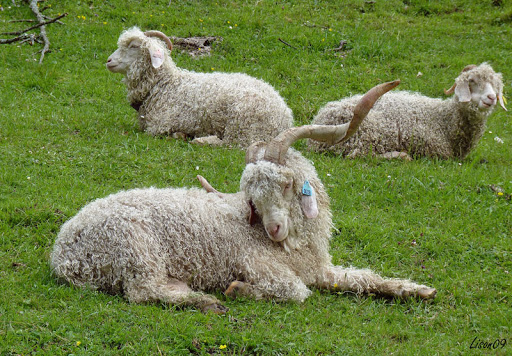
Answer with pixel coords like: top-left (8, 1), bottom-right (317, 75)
top-left (318, 265), bottom-right (436, 300)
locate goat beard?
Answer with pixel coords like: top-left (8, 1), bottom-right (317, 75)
top-left (279, 224), bottom-right (298, 253)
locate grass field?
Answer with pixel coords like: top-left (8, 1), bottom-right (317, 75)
top-left (1, 0), bottom-right (511, 354)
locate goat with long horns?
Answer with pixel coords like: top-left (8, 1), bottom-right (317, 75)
top-left (51, 80), bottom-right (436, 315)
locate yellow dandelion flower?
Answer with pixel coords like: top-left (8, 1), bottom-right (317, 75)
top-left (103, 22), bottom-right (107, 25)
top-left (211, 68), bottom-right (215, 71)
top-left (329, 28), bottom-right (332, 31)
top-left (227, 21), bottom-right (230, 24)
top-left (199, 18), bottom-right (203, 22)
top-left (161, 24), bottom-right (165, 27)
top-left (498, 192), bottom-right (504, 196)
top-left (219, 345), bottom-right (227, 349)
top-left (76, 341), bottom-right (81, 346)
top-left (235, 24), bottom-right (238, 27)
top-left (334, 283), bottom-right (338, 288)
top-left (321, 38), bottom-right (325, 42)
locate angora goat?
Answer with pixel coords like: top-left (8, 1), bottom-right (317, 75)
top-left (106, 27), bottom-right (293, 148)
top-left (308, 63), bottom-right (507, 159)
top-left (51, 81), bottom-right (436, 313)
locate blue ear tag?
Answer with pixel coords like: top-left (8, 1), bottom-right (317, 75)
top-left (302, 181), bottom-right (312, 196)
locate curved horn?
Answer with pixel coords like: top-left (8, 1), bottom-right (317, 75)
top-left (197, 175), bottom-right (219, 194)
top-left (144, 30), bottom-right (173, 52)
top-left (462, 64), bottom-right (477, 72)
top-left (196, 175), bottom-right (227, 198)
top-left (263, 80), bottom-right (400, 164)
top-left (245, 141), bottom-right (267, 164)
top-left (445, 65), bottom-right (477, 95)
top-left (444, 83), bottom-right (456, 95)
top-left (344, 79), bottom-right (400, 139)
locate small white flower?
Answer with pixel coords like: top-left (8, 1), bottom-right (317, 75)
top-left (488, 131), bottom-right (492, 134)
top-left (195, 166), bottom-right (199, 170)
top-left (326, 173), bottom-right (331, 177)
top-left (27, 177), bottom-right (31, 180)
top-left (458, 163), bottom-right (462, 166)
top-left (494, 136), bottom-right (504, 144)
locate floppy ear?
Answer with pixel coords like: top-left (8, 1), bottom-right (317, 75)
top-left (301, 181), bottom-right (319, 219)
top-left (455, 81), bottom-right (471, 102)
top-left (498, 90), bottom-right (507, 111)
top-left (148, 45), bottom-right (164, 68)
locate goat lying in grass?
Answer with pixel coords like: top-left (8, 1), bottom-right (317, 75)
top-left (106, 27), bottom-right (293, 148)
top-left (51, 80), bottom-right (436, 313)
top-left (309, 63), bottom-right (507, 159)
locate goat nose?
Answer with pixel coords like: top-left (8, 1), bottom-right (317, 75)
top-left (488, 93), bottom-right (496, 101)
top-left (267, 223), bottom-right (280, 238)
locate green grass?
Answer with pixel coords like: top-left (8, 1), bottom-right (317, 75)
top-left (1, 0), bottom-right (511, 354)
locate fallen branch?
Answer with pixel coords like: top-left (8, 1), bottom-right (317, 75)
top-left (1, 12), bottom-right (67, 36)
top-left (302, 21), bottom-right (341, 34)
top-left (0, 34), bottom-right (34, 44)
top-left (0, 0), bottom-right (67, 64)
top-left (328, 40), bottom-right (348, 52)
top-left (29, 0), bottom-right (49, 63)
top-left (278, 37), bottom-right (298, 50)
top-left (303, 21), bottom-right (331, 31)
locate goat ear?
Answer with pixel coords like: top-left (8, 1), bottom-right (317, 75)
top-left (455, 81), bottom-right (471, 102)
top-left (498, 92), bottom-right (508, 111)
top-left (247, 201), bottom-right (261, 226)
top-left (149, 47), bottom-right (164, 68)
top-left (301, 181), bottom-right (319, 219)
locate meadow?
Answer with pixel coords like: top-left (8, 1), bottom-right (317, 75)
top-left (0, 0), bottom-right (511, 354)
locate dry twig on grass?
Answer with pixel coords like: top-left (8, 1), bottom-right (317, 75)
top-left (0, 0), bottom-right (67, 64)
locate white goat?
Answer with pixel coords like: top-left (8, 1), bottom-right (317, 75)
top-left (50, 81), bottom-right (436, 313)
top-left (308, 63), bottom-right (507, 159)
top-left (106, 27), bottom-right (293, 148)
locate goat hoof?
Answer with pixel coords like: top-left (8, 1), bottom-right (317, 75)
top-left (381, 151), bottom-right (412, 161)
top-left (224, 281), bottom-right (246, 298)
top-left (417, 287), bottom-right (437, 300)
top-left (191, 135), bottom-right (224, 146)
top-left (202, 303), bottom-right (228, 315)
